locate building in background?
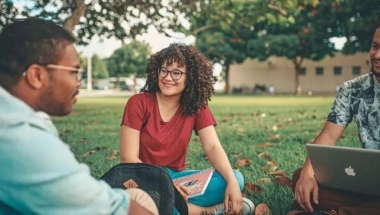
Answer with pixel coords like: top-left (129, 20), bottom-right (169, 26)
top-left (228, 52), bottom-right (371, 94)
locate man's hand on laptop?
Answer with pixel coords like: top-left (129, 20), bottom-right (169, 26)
top-left (294, 170), bottom-right (319, 212)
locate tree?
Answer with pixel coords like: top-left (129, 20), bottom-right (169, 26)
top-left (170, 0), bottom-right (316, 94)
top-left (246, 0), bottom-right (380, 95)
top-left (0, 1), bottom-right (18, 29)
top-left (195, 29), bottom-right (255, 94)
top-left (79, 54), bottom-right (109, 81)
top-left (245, 1), bottom-right (340, 95)
top-left (91, 54), bottom-right (109, 79)
top-left (1, 0), bottom-right (200, 45)
top-left (316, 0), bottom-right (380, 55)
top-left (107, 40), bottom-right (151, 93)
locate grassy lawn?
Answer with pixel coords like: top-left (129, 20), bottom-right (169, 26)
top-left (53, 95), bottom-right (359, 215)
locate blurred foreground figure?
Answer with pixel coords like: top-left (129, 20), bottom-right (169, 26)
top-left (0, 18), bottom-right (157, 215)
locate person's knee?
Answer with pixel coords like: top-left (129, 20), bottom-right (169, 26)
top-left (233, 170), bottom-right (244, 190)
top-left (126, 188), bottom-right (159, 215)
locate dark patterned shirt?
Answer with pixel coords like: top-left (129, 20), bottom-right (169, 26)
top-left (327, 73), bottom-right (380, 149)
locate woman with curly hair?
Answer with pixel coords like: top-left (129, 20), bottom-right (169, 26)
top-left (119, 43), bottom-right (254, 215)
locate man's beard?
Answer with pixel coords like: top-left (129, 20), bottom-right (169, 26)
top-left (371, 63), bottom-right (380, 77)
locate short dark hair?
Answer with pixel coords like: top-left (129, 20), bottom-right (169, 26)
top-left (0, 18), bottom-right (75, 87)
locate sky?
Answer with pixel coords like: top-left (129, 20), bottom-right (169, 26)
top-left (76, 26), bottom-right (196, 58)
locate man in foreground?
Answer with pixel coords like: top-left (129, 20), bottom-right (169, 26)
top-left (0, 18), bottom-right (157, 215)
top-left (288, 18), bottom-right (380, 215)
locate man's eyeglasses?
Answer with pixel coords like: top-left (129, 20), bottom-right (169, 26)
top-left (158, 68), bottom-right (186, 81)
top-left (23, 64), bottom-right (84, 81)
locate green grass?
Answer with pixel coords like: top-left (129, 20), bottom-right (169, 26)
top-left (53, 95), bottom-right (359, 215)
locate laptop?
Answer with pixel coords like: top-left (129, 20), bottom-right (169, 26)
top-left (306, 143), bottom-right (380, 196)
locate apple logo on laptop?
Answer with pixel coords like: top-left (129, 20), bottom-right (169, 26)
top-left (345, 166), bottom-right (356, 176)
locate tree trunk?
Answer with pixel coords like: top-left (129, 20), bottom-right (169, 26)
top-left (293, 57), bottom-right (304, 95)
top-left (224, 62), bottom-right (231, 94)
top-left (116, 77), bottom-right (121, 89)
top-left (63, 0), bottom-right (86, 33)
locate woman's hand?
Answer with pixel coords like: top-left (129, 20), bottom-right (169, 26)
top-left (224, 180), bottom-right (243, 214)
top-left (175, 184), bottom-right (192, 202)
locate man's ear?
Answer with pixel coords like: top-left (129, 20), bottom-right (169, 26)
top-left (24, 64), bottom-right (49, 89)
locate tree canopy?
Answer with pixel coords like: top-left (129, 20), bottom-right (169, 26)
top-left (1, 0), bottom-right (197, 45)
top-left (107, 40), bottom-right (151, 78)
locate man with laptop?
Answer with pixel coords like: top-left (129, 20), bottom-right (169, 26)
top-left (288, 17), bottom-right (380, 215)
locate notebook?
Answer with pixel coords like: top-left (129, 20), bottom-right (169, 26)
top-left (173, 168), bottom-right (214, 198)
top-left (306, 143), bottom-right (380, 196)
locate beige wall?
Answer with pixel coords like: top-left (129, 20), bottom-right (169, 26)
top-left (229, 52), bottom-right (371, 94)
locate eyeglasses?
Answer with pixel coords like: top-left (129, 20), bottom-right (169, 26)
top-left (158, 68), bottom-right (186, 81)
top-left (23, 64), bottom-right (84, 81)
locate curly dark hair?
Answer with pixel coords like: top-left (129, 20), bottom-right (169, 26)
top-left (141, 43), bottom-right (217, 116)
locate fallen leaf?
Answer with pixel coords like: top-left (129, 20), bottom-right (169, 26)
top-left (185, 161), bottom-right (191, 165)
top-left (268, 170), bottom-right (286, 177)
top-left (258, 178), bottom-right (271, 183)
top-left (232, 152), bottom-right (242, 157)
top-left (303, 139), bottom-right (314, 144)
top-left (237, 157), bottom-right (252, 167)
top-left (267, 161), bottom-right (278, 171)
top-left (255, 203), bottom-right (272, 215)
top-left (236, 137), bottom-right (242, 142)
top-left (237, 127), bottom-right (244, 133)
top-left (254, 142), bottom-right (275, 148)
top-left (261, 161), bottom-right (277, 172)
top-left (258, 152), bottom-right (271, 161)
top-left (273, 176), bottom-right (292, 188)
top-left (268, 134), bottom-right (280, 140)
top-left (82, 146), bottom-right (107, 157)
top-left (79, 138), bottom-right (87, 143)
top-left (243, 183), bottom-right (262, 194)
top-left (107, 149), bottom-right (118, 160)
top-left (107, 155), bottom-right (116, 160)
top-left (272, 125), bottom-right (278, 131)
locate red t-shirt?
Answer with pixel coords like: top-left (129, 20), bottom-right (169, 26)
top-left (121, 92), bottom-right (217, 171)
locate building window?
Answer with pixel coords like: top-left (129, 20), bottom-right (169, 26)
top-left (333, 67), bottom-right (342, 75)
top-left (316, 67), bottom-right (324, 75)
top-left (299, 67), bottom-right (306, 75)
top-left (352, 66), bottom-right (361, 75)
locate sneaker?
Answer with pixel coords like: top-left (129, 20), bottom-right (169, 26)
top-left (209, 197), bottom-right (255, 215)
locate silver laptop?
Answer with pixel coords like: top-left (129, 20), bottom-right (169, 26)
top-left (306, 143), bottom-right (380, 196)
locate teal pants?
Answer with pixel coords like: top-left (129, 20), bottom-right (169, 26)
top-left (167, 168), bottom-right (244, 214)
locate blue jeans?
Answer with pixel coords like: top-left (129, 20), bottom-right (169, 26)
top-left (167, 168), bottom-right (244, 214)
